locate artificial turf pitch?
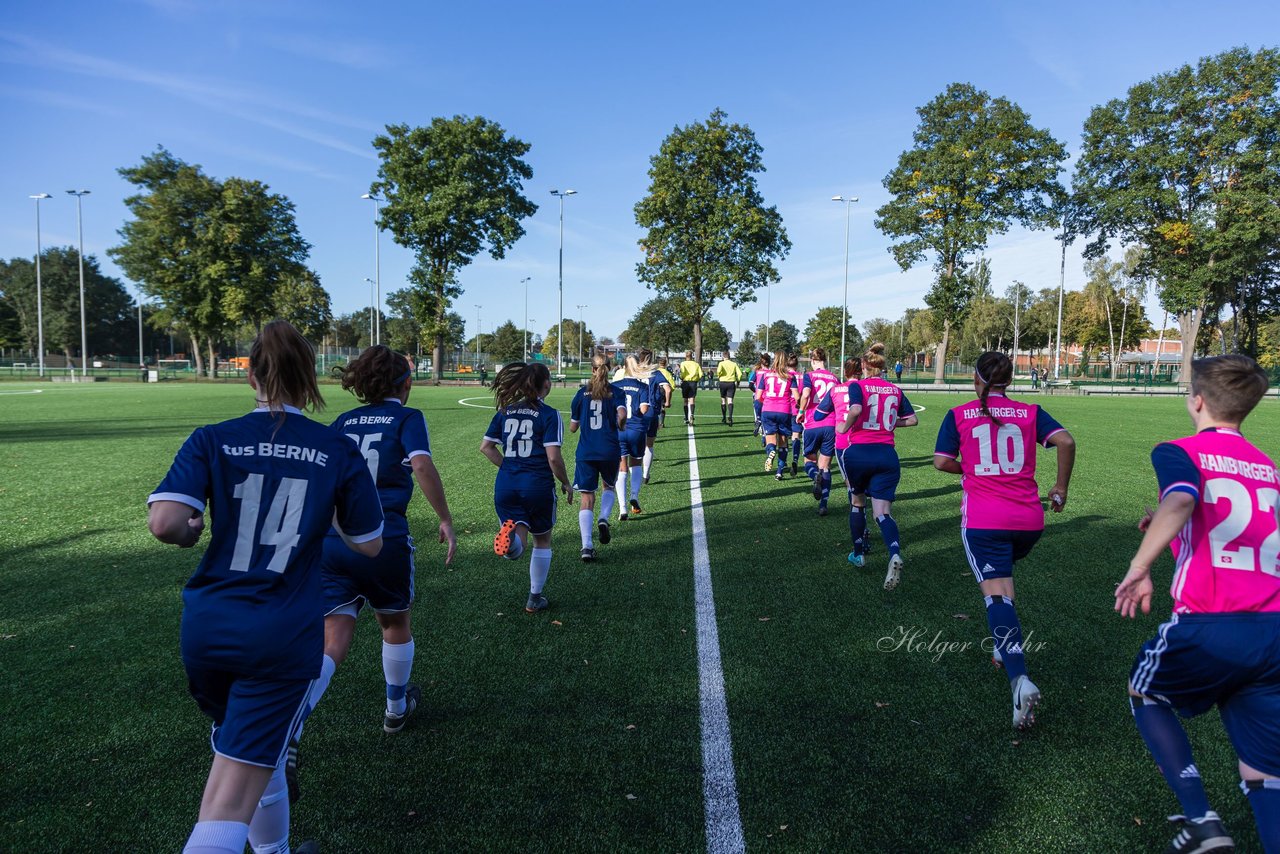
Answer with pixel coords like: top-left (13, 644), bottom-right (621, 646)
top-left (1, 380), bottom-right (1276, 852)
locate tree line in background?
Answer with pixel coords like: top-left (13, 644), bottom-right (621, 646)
top-left (1, 46), bottom-right (1275, 379)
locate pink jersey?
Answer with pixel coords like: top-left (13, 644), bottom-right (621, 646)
top-left (935, 394), bottom-right (1066, 531)
top-left (828, 384), bottom-right (855, 451)
top-left (756, 369), bottom-right (796, 414)
top-left (1163, 430), bottom-right (1280, 615)
top-left (847, 376), bottom-right (910, 446)
top-left (802, 369), bottom-right (838, 424)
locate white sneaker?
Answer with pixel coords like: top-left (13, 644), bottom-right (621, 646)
top-left (883, 554), bottom-right (903, 590)
top-left (1012, 674), bottom-right (1041, 730)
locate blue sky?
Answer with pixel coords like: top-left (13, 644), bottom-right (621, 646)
top-left (2, 0), bottom-right (1276, 344)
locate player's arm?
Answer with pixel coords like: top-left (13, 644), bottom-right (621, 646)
top-left (932, 410), bottom-right (962, 474)
top-left (615, 404), bottom-right (626, 430)
top-left (1115, 444), bottom-right (1198, 617)
top-left (480, 437), bottom-right (504, 467)
top-left (148, 501), bottom-right (205, 548)
top-left (1038, 409), bottom-right (1076, 510)
top-left (897, 398), bottom-right (919, 429)
top-left (797, 383), bottom-right (812, 413)
top-left (410, 455), bottom-right (457, 564)
top-left (545, 445), bottom-right (573, 501)
top-left (331, 512), bottom-right (384, 558)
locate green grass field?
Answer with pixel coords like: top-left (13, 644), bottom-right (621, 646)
top-left (1, 381), bottom-right (1277, 852)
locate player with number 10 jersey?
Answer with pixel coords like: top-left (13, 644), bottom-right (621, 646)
top-left (933, 351), bottom-right (1075, 731)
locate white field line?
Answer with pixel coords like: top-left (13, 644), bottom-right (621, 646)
top-left (0, 389), bottom-right (44, 395)
top-left (686, 425), bottom-right (746, 854)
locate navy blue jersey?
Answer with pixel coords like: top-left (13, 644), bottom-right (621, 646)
top-left (149, 407), bottom-right (384, 679)
top-left (612, 378), bottom-right (652, 434)
top-left (484, 399), bottom-right (564, 487)
top-left (570, 386), bottom-right (626, 462)
top-left (647, 371), bottom-right (671, 418)
top-left (328, 399), bottom-right (431, 539)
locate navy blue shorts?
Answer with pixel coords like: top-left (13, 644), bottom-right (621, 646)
top-left (321, 534), bottom-right (415, 614)
top-left (186, 667), bottom-right (311, 768)
top-left (573, 459), bottom-right (618, 493)
top-left (1130, 613), bottom-right (1280, 777)
top-left (495, 481), bottom-right (557, 536)
top-left (803, 425), bottom-right (836, 458)
top-left (791, 417), bottom-right (803, 435)
top-left (838, 444), bottom-right (903, 501)
top-left (960, 527), bottom-right (1042, 582)
top-left (761, 411), bottom-right (792, 437)
top-left (620, 429), bottom-right (646, 459)
top-left (752, 399), bottom-right (762, 418)
top-left (646, 415), bottom-right (661, 439)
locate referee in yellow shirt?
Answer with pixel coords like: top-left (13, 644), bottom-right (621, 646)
top-left (678, 351), bottom-right (703, 425)
top-left (716, 350), bottom-right (744, 425)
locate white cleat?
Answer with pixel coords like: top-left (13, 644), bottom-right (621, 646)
top-left (883, 554), bottom-right (903, 590)
top-left (1012, 674), bottom-right (1041, 730)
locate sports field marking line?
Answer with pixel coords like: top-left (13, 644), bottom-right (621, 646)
top-left (0, 389), bottom-right (44, 395)
top-left (686, 425), bottom-right (746, 854)
top-left (457, 396), bottom-right (574, 415)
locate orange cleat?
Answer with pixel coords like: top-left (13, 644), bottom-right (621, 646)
top-left (494, 519), bottom-right (518, 557)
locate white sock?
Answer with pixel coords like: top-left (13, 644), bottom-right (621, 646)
top-left (599, 490), bottom-right (616, 522)
top-left (629, 466), bottom-right (643, 501)
top-left (382, 639), bottom-right (415, 715)
top-left (185, 820), bottom-right (250, 854)
top-left (530, 548), bottom-right (552, 594)
top-left (578, 509), bottom-right (594, 548)
top-left (615, 472), bottom-right (627, 516)
top-left (508, 531), bottom-right (524, 559)
top-left (642, 447), bottom-right (653, 478)
top-left (247, 762), bottom-right (290, 853)
top-left (295, 653), bottom-right (336, 740)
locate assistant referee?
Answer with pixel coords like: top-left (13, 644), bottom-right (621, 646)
top-left (678, 351), bottom-right (703, 425)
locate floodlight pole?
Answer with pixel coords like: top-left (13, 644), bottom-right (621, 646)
top-left (550, 189), bottom-right (577, 379)
top-left (361, 194), bottom-right (382, 345)
top-left (1055, 232), bottom-right (1067, 379)
top-left (365, 278), bottom-right (375, 344)
top-left (30, 193), bottom-right (51, 377)
top-left (765, 281), bottom-right (771, 353)
top-left (832, 195), bottom-right (859, 368)
top-left (521, 277), bottom-right (532, 361)
top-left (67, 190), bottom-right (91, 378)
top-left (474, 304), bottom-right (482, 370)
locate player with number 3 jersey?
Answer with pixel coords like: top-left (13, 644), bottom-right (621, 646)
top-left (569, 354), bottom-right (627, 561)
top-left (836, 343), bottom-right (918, 587)
top-left (933, 350), bottom-right (1075, 732)
top-left (148, 321), bottom-right (385, 854)
top-left (481, 362), bottom-right (572, 614)
top-left (1114, 355), bottom-right (1280, 854)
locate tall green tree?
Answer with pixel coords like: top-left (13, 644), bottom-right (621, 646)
top-left (271, 269), bottom-right (332, 341)
top-left (372, 116), bottom-right (537, 380)
top-left (634, 108), bottom-right (791, 361)
top-left (754, 320), bottom-right (799, 355)
top-left (542, 318), bottom-right (593, 365)
top-left (0, 248), bottom-right (135, 365)
top-left (623, 295), bottom-right (692, 355)
top-left (876, 83), bottom-right (1067, 382)
top-left (701, 318), bottom-right (731, 354)
top-left (803, 306), bottom-right (863, 360)
top-left (1073, 46), bottom-right (1280, 380)
top-left (486, 321), bottom-right (527, 363)
top-left (735, 329), bottom-right (759, 366)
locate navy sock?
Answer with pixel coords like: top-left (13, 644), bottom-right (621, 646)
top-left (849, 506), bottom-right (866, 554)
top-left (1132, 697), bottom-right (1211, 821)
top-left (984, 595), bottom-right (1027, 682)
top-left (778, 446), bottom-right (788, 470)
top-left (804, 460), bottom-right (818, 481)
top-left (1243, 779), bottom-right (1280, 853)
top-left (791, 438), bottom-right (801, 462)
top-left (875, 514), bottom-right (901, 557)
top-left (766, 442), bottom-right (776, 457)
top-left (821, 471), bottom-right (831, 502)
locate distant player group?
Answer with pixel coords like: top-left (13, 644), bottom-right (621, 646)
top-left (147, 319), bottom-right (1277, 854)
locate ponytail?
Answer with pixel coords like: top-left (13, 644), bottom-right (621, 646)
top-left (249, 319), bottom-right (323, 413)
top-left (863, 342), bottom-right (887, 374)
top-left (493, 362), bottom-right (551, 409)
top-left (587, 353), bottom-right (613, 400)
top-left (974, 351), bottom-right (1013, 425)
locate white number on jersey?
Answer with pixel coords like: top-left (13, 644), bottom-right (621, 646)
top-left (503, 418), bottom-right (535, 458)
top-left (229, 474), bottom-right (309, 574)
top-left (766, 376), bottom-right (789, 398)
top-left (1204, 479), bottom-right (1280, 575)
top-left (811, 378), bottom-right (835, 407)
top-left (861, 392), bottom-right (900, 431)
top-left (588, 399), bottom-right (604, 430)
top-left (345, 432), bottom-right (382, 484)
top-left (971, 422), bottom-right (1026, 476)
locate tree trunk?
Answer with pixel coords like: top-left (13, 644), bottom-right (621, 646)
top-left (207, 340), bottom-right (217, 379)
top-left (432, 332), bottom-right (444, 382)
top-left (190, 333), bottom-right (204, 377)
top-left (1115, 299), bottom-right (1129, 380)
top-left (1177, 307), bottom-right (1203, 388)
top-left (1103, 293), bottom-right (1116, 378)
top-left (692, 318), bottom-right (703, 364)
top-left (933, 319), bottom-right (950, 384)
